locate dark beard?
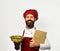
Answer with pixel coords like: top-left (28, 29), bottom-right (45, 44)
top-left (26, 20), bottom-right (34, 28)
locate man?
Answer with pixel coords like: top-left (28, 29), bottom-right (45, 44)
top-left (14, 9), bottom-right (51, 51)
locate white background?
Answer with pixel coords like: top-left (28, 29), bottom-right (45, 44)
top-left (0, 0), bottom-right (60, 51)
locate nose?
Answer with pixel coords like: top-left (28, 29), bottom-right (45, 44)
top-left (28, 16), bottom-right (32, 20)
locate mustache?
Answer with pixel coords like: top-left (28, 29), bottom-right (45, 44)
top-left (27, 20), bottom-right (33, 22)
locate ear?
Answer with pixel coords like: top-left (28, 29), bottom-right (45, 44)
top-left (24, 18), bottom-right (26, 21)
top-left (34, 18), bottom-right (36, 21)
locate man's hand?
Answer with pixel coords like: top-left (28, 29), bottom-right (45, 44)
top-left (29, 39), bottom-right (40, 47)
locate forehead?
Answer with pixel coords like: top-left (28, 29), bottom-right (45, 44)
top-left (26, 14), bottom-right (34, 17)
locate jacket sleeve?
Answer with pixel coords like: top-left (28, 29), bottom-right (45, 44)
top-left (40, 38), bottom-right (51, 50)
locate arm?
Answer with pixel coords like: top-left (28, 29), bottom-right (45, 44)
top-left (40, 38), bottom-right (51, 50)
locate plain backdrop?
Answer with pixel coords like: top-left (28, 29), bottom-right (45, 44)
top-left (0, 0), bottom-right (60, 51)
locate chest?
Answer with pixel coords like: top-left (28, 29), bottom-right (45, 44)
top-left (23, 29), bottom-right (35, 38)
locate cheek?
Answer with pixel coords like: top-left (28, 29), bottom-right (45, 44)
top-left (25, 18), bottom-right (28, 21)
top-left (25, 17), bottom-right (35, 21)
top-left (31, 18), bottom-right (35, 21)
top-left (25, 18), bottom-right (29, 22)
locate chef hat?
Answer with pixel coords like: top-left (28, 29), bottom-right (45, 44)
top-left (23, 9), bottom-right (38, 21)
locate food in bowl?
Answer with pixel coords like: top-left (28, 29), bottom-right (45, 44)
top-left (10, 35), bottom-right (24, 43)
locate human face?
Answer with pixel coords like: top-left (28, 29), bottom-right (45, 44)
top-left (25, 14), bottom-right (36, 22)
top-left (25, 14), bottom-right (36, 28)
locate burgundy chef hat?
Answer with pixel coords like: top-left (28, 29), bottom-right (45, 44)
top-left (23, 9), bottom-right (38, 21)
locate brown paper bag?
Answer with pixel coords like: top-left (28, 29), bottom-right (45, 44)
top-left (33, 30), bottom-right (47, 44)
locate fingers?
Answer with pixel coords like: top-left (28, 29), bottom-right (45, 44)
top-left (30, 39), bottom-right (35, 42)
top-left (29, 39), bottom-right (35, 47)
top-left (29, 39), bottom-right (40, 47)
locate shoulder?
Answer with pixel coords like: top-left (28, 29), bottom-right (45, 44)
top-left (19, 28), bottom-right (25, 36)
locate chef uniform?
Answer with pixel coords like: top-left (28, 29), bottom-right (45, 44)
top-left (19, 9), bottom-right (51, 51)
top-left (19, 27), bottom-right (50, 51)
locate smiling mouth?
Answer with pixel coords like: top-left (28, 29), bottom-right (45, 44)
top-left (28, 21), bottom-right (32, 22)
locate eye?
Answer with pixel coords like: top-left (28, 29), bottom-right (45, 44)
top-left (30, 16), bottom-right (33, 18)
top-left (26, 16), bottom-right (29, 18)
